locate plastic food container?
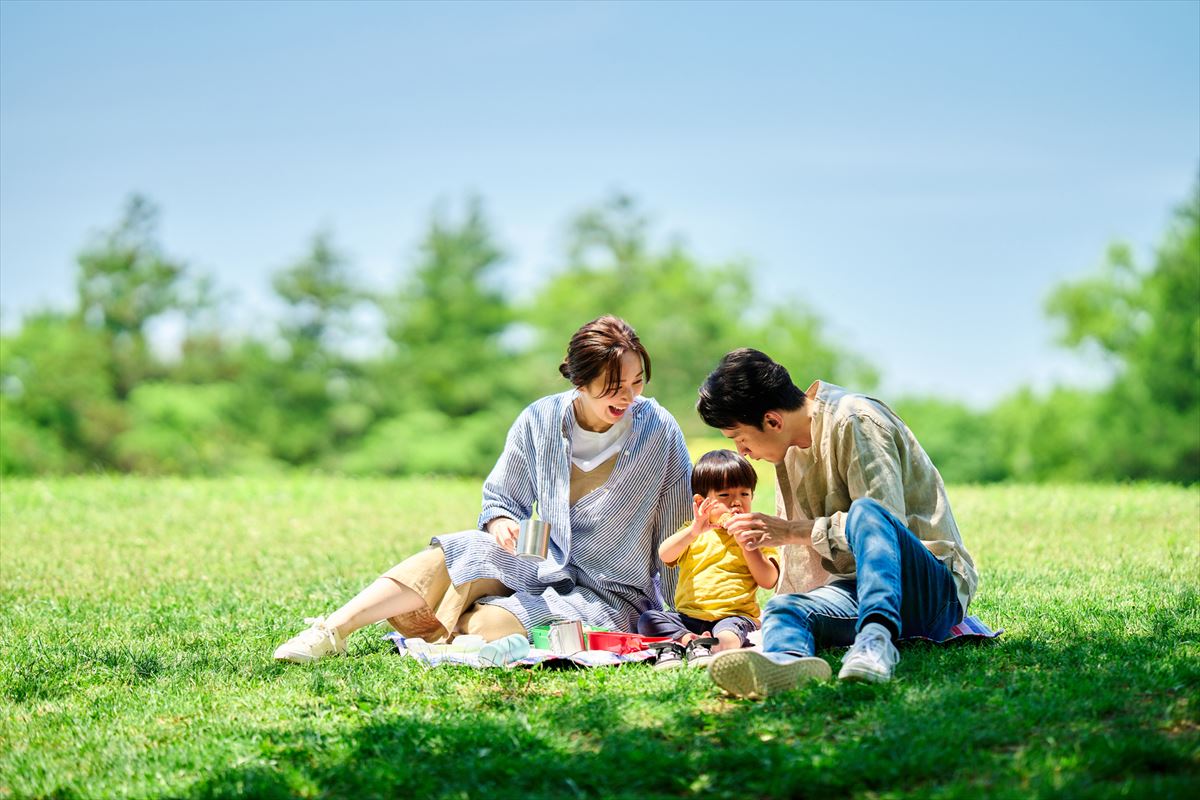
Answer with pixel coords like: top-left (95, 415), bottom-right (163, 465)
top-left (586, 630), bottom-right (671, 655)
top-left (530, 624), bottom-right (601, 651)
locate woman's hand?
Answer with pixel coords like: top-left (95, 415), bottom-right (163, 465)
top-left (724, 512), bottom-right (813, 551)
top-left (487, 517), bottom-right (520, 553)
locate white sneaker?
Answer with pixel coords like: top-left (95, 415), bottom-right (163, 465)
top-left (273, 617), bottom-right (348, 663)
top-left (707, 650), bottom-right (831, 699)
top-left (838, 623), bottom-right (899, 683)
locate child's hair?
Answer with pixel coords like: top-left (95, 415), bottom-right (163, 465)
top-left (691, 450), bottom-right (758, 496)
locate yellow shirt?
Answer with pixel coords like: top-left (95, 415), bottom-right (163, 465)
top-left (669, 526), bottom-right (778, 621)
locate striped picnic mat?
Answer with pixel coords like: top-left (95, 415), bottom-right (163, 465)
top-left (385, 615), bottom-right (1000, 669)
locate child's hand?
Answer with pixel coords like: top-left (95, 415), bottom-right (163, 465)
top-left (691, 494), bottom-right (718, 533)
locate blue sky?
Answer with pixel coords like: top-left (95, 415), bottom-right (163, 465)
top-left (2, 0), bottom-right (1197, 406)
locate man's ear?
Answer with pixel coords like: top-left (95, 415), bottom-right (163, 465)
top-left (762, 411), bottom-right (784, 431)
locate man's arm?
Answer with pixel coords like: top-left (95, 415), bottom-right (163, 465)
top-left (724, 512), bottom-right (813, 550)
top-left (809, 413), bottom-right (908, 573)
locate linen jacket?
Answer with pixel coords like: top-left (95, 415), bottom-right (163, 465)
top-left (774, 381), bottom-right (979, 615)
top-left (451, 389), bottom-right (692, 626)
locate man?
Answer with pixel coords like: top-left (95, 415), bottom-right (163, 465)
top-left (695, 349), bottom-right (978, 698)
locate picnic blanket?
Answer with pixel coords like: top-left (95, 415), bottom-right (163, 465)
top-left (384, 614), bottom-right (1002, 669)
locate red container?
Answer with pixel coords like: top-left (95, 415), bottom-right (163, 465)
top-left (586, 630), bottom-right (671, 655)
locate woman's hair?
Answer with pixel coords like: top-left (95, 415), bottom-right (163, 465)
top-left (691, 449), bottom-right (758, 496)
top-left (697, 348), bottom-right (805, 429)
top-left (559, 315), bottom-right (651, 396)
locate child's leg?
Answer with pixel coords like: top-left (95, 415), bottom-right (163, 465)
top-left (637, 609), bottom-right (691, 641)
top-left (711, 616), bottom-right (760, 652)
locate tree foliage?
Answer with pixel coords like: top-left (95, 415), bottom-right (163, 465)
top-left (525, 195), bottom-right (876, 436)
top-left (3, 185), bottom-right (1195, 483)
top-left (1045, 181), bottom-right (1199, 481)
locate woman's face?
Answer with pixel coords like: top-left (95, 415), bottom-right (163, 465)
top-left (574, 350), bottom-right (645, 431)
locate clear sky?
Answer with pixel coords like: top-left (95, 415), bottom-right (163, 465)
top-left (2, 0), bottom-right (1197, 406)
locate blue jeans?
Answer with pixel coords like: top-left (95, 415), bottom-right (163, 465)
top-left (763, 498), bottom-right (962, 658)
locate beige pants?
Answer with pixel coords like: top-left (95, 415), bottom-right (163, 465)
top-left (383, 545), bottom-right (526, 642)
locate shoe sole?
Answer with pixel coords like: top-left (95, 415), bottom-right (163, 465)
top-left (837, 663), bottom-right (892, 683)
top-left (707, 651), bottom-right (831, 699)
top-left (653, 659), bottom-right (684, 671)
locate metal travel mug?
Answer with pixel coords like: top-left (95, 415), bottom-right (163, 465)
top-left (548, 620), bottom-right (586, 655)
top-left (516, 519), bottom-right (551, 560)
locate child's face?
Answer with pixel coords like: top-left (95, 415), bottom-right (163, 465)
top-left (706, 485), bottom-right (754, 523)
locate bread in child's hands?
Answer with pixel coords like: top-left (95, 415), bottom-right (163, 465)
top-left (709, 502), bottom-right (735, 528)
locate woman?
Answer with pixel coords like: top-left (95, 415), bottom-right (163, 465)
top-left (274, 315), bottom-right (694, 662)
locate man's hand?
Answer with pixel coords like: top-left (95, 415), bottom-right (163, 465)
top-left (487, 517), bottom-right (519, 553)
top-left (724, 512), bottom-right (813, 550)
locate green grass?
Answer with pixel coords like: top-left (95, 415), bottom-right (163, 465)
top-left (1, 477), bottom-right (1198, 799)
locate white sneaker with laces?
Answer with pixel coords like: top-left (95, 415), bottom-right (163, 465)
top-left (838, 622), bottom-right (900, 683)
top-left (273, 616), bottom-right (348, 663)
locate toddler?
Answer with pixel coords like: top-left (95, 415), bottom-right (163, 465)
top-left (638, 450), bottom-right (778, 669)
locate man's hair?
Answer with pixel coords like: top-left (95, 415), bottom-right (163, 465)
top-left (691, 449), bottom-right (758, 496)
top-left (696, 348), bottom-right (805, 429)
top-left (559, 315), bottom-right (651, 396)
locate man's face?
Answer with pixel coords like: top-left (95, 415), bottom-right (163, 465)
top-left (720, 419), bottom-right (789, 464)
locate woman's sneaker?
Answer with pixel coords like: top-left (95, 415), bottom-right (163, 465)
top-left (838, 623), bottom-right (900, 683)
top-left (273, 617), bottom-right (348, 663)
top-left (685, 636), bottom-right (720, 669)
top-left (649, 641), bottom-right (686, 671)
top-left (707, 650), bottom-right (831, 699)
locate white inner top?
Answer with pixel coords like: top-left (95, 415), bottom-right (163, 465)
top-left (570, 409), bottom-right (633, 472)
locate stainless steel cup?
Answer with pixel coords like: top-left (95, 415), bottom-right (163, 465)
top-left (549, 620), bottom-right (586, 655)
top-left (516, 519), bottom-right (551, 560)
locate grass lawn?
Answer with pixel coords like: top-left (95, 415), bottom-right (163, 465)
top-left (1, 477), bottom-right (1197, 799)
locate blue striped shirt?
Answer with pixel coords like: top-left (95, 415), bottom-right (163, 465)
top-left (434, 390), bottom-right (693, 632)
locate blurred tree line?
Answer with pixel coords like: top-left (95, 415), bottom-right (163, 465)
top-left (1, 185), bottom-right (1196, 484)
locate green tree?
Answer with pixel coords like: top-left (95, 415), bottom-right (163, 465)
top-left (1045, 180), bottom-right (1200, 482)
top-left (382, 197), bottom-right (516, 417)
top-left (892, 398), bottom-right (1008, 484)
top-left (524, 194), bottom-right (877, 436)
top-left (347, 199), bottom-right (523, 476)
top-left (0, 313), bottom-right (126, 473)
top-left (272, 233), bottom-right (362, 361)
top-left (236, 233), bottom-right (369, 466)
top-left (75, 195), bottom-right (187, 397)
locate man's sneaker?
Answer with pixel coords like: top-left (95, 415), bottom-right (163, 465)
top-left (685, 636), bottom-right (720, 669)
top-left (650, 641), bottom-right (686, 671)
top-left (838, 623), bottom-right (900, 683)
top-left (273, 617), bottom-right (348, 663)
top-left (707, 650), bottom-right (831, 699)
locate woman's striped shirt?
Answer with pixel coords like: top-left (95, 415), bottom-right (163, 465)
top-left (433, 390), bottom-right (693, 632)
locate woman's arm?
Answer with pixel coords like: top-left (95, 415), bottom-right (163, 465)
top-left (478, 408), bottom-right (538, 550)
